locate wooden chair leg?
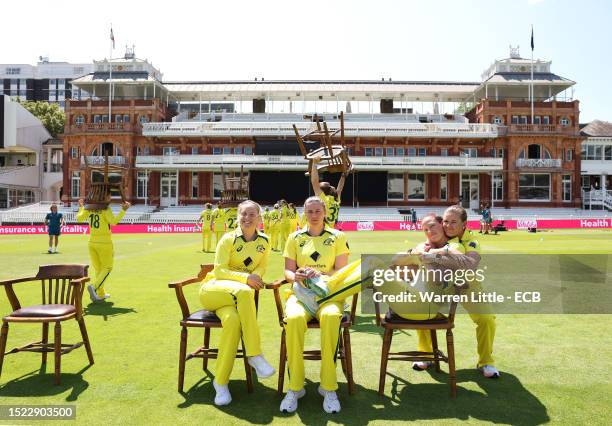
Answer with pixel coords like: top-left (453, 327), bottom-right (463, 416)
top-left (203, 327), bottom-right (210, 371)
top-left (54, 321), bottom-right (61, 385)
top-left (178, 326), bottom-right (187, 393)
top-left (343, 328), bottom-right (355, 395)
top-left (338, 334), bottom-right (347, 375)
top-left (431, 329), bottom-right (441, 372)
top-left (446, 329), bottom-right (457, 398)
top-left (77, 319), bottom-right (94, 365)
top-left (42, 322), bottom-right (49, 365)
top-left (0, 322), bottom-right (8, 380)
top-left (378, 328), bottom-right (393, 396)
top-left (242, 339), bottom-right (253, 393)
top-left (277, 330), bottom-right (287, 395)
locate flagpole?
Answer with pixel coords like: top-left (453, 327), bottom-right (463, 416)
top-left (530, 25), bottom-right (534, 124)
top-left (108, 25), bottom-right (113, 123)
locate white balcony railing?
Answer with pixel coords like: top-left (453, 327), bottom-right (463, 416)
top-left (516, 158), bottom-right (562, 169)
top-left (80, 156), bottom-right (127, 166)
top-left (135, 155), bottom-right (503, 172)
top-left (142, 121), bottom-right (499, 138)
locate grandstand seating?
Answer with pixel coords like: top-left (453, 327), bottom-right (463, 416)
top-left (0, 202), bottom-right (609, 225)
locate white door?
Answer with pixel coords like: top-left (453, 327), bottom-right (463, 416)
top-left (461, 174), bottom-right (479, 210)
top-left (160, 171), bottom-right (178, 206)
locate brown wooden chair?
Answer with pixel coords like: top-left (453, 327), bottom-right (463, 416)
top-left (374, 286), bottom-right (460, 397)
top-left (0, 264), bottom-right (94, 385)
top-left (169, 264), bottom-right (260, 393)
top-left (266, 279), bottom-right (358, 395)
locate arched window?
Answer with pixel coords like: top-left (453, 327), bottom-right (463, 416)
top-left (101, 142), bottom-right (114, 156)
top-left (527, 144), bottom-right (541, 159)
top-left (75, 115), bottom-right (84, 125)
top-left (543, 148), bottom-right (552, 159)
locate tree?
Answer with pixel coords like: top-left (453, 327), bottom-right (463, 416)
top-left (18, 100), bottom-right (65, 138)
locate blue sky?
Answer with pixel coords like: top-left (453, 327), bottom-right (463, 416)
top-left (1, 0), bottom-right (610, 121)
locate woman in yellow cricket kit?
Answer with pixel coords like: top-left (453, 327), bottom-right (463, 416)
top-left (212, 203), bottom-right (226, 246)
top-left (411, 205), bottom-right (499, 378)
top-left (198, 203), bottom-right (214, 252)
top-left (76, 198), bottom-right (130, 303)
top-left (287, 203), bottom-right (299, 234)
top-left (262, 207), bottom-right (271, 235)
top-left (199, 200), bottom-right (275, 406)
top-left (280, 196), bottom-right (365, 414)
top-left (268, 203), bottom-right (281, 251)
top-left (279, 199), bottom-right (291, 247)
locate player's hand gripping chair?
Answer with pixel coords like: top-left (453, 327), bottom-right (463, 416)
top-left (266, 279), bottom-right (358, 395)
top-left (169, 264), bottom-right (260, 393)
top-left (0, 264), bottom-right (94, 385)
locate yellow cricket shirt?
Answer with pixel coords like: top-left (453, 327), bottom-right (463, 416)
top-left (76, 207), bottom-right (126, 243)
top-left (200, 209), bottom-right (214, 231)
top-left (319, 193), bottom-right (340, 226)
top-left (224, 207), bottom-right (238, 230)
top-left (203, 228), bottom-right (270, 284)
top-left (283, 226), bottom-right (350, 274)
top-left (459, 231), bottom-right (481, 254)
top-left (212, 208), bottom-right (226, 232)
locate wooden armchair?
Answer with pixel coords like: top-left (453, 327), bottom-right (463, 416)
top-left (373, 286), bottom-right (461, 397)
top-left (169, 264), bottom-right (260, 393)
top-left (0, 264), bottom-right (94, 385)
top-left (266, 279), bottom-right (358, 395)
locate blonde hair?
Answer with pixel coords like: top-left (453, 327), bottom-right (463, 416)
top-left (303, 196), bottom-right (326, 212)
top-left (238, 200), bottom-right (262, 217)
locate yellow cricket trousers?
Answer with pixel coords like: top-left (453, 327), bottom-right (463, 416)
top-left (88, 241), bottom-right (114, 298)
top-left (416, 283), bottom-right (496, 367)
top-left (201, 230), bottom-right (212, 252)
top-left (199, 279), bottom-right (262, 385)
top-left (283, 259), bottom-right (364, 392)
top-left (270, 225), bottom-right (281, 251)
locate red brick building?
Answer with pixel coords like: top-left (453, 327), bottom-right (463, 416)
top-left (61, 49), bottom-right (584, 209)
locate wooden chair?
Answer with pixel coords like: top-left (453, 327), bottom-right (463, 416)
top-left (220, 166), bottom-right (249, 206)
top-left (266, 279), bottom-right (358, 395)
top-left (293, 112), bottom-right (353, 175)
top-left (374, 286), bottom-right (460, 397)
top-left (169, 264), bottom-right (260, 393)
top-left (0, 264), bottom-right (94, 385)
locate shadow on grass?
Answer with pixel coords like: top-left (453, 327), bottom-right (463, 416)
top-left (0, 365), bottom-right (90, 401)
top-left (175, 369), bottom-right (548, 425)
top-left (84, 302), bottom-right (137, 321)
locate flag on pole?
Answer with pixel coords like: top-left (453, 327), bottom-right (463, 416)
top-left (530, 26), bottom-right (534, 51)
top-left (110, 27), bottom-right (115, 49)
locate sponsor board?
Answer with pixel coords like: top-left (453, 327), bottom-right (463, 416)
top-left (1, 219), bottom-right (610, 235)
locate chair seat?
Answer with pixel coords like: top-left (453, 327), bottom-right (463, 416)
top-left (185, 309), bottom-right (220, 323)
top-left (385, 311), bottom-right (449, 325)
top-left (7, 304), bottom-right (76, 319)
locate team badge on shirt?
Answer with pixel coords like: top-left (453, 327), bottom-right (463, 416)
top-left (323, 237), bottom-right (334, 246)
top-left (256, 244), bottom-right (265, 253)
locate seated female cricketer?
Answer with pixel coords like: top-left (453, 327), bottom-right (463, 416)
top-left (280, 196), bottom-right (366, 414)
top-left (407, 206), bottom-right (499, 379)
top-left (198, 200), bottom-right (275, 406)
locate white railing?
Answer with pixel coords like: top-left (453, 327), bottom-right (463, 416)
top-left (81, 156), bottom-right (127, 166)
top-left (135, 155), bottom-right (503, 171)
top-left (582, 189), bottom-right (612, 210)
top-left (516, 159), bottom-right (562, 168)
top-left (0, 165), bottom-right (36, 175)
top-left (143, 121), bottom-right (499, 138)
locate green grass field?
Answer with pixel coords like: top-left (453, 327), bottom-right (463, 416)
top-left (0, 229), bottom-right (611, 425)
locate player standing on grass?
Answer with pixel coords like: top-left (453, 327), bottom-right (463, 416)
top-left (76, 198), bottom-right (130, 303)
top-left (269, 203), bottom-right (281, 251)
top-left (44, 203), bottom-right (65, 253)
top-left (212, 203), bottom-right (226, 246)
top-left (309, 158), bottom-right (346, 228)
top-left (198, 203), bottom-right (214, 252)
top-left (224, 205), bottom-right (239, 232)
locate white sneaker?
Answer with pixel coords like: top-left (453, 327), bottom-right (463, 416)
top-left (248, 355), bottom-right (275, 378)
top-left (318, 386), bottom-right (341, 413)
top-left (412, 361), bottom-right (432, 371)
top-left (280, 389), bottom-right (305, 413)
top-left (87, 285), bottom-right (103, 303)
top-left (479, 365), bottom-right (500, 378)
top-left (48, 248), bottom-right (53, 254)
top-left (102, 293), bottom-right (111, 300)
top-left (213, 380), bottom-right (232, 406)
